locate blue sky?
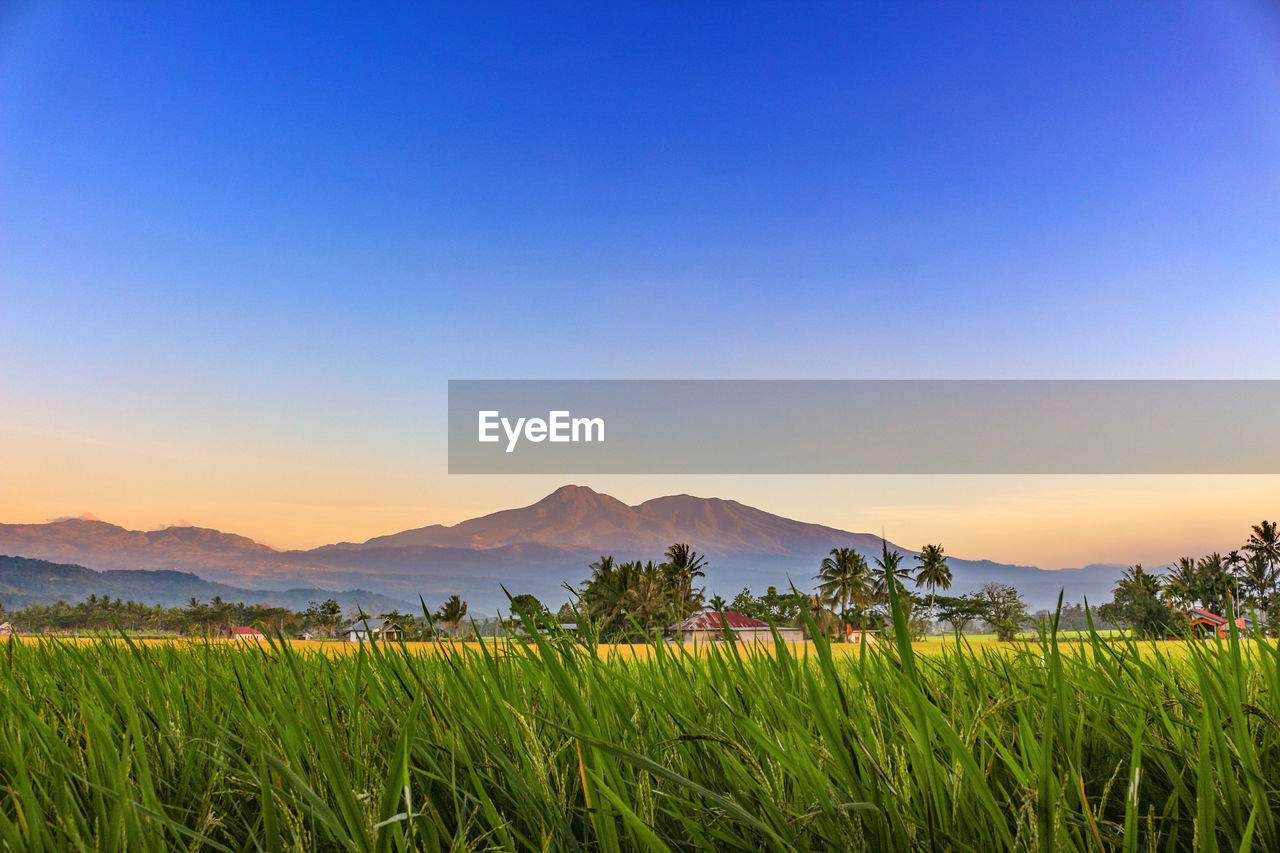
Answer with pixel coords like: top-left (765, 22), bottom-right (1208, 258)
top-left (2, 1), bottom-right (1279, 560)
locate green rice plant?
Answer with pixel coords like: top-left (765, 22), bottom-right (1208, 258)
top-left (0, 618), bottom-right (1276, 851)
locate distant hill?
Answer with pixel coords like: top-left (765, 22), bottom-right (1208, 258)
top-left (0, 486), bottom-right (1128, 612)
top-left (0, 555), bottom-right (411, 613)
top-left (0, 518), bottom-right (278, 573)
top-left (323, 484), bottom-right (886, 555)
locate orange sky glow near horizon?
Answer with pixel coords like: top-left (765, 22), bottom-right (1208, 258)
top-left (3, 420), bottom-right (1277, 571)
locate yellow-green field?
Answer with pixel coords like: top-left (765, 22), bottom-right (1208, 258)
top-left (2, 632), bottom-right (1227, 660)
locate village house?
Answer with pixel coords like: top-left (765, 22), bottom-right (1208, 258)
top-left (225, 626), bottom-right (265, 640)
top-left (346, 618), bottom-right (401, 642)
top-left (844, 625), bottom-right (878, 643)
top-left (0, 621), bottom-right (11, 638)
top-left (1187, 608), bottom-right (1252, 639)
top-left (675, 610), bottom-right (805, 644)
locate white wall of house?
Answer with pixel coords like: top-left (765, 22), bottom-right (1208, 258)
top-left (681, 627), bottom-right (804, 644)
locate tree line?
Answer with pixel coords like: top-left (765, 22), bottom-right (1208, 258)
top-left (809, 540), bottom-right (1036, 640)
top-left (0, 593), bottom-right (477, 638)
top-left (1100, 520), bottom-right (1279, 637)
top-left (501, 538), bottom-right (1038, 642)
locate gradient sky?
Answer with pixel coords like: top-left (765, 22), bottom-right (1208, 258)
top-left (2, 2), bottom-right (1279, 569)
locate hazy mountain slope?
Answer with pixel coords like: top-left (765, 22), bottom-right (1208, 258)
top-left (0, 518), bottom-right (278, 572)
top-left (633, 493), bottom-right (885, 554)
top-left (0, 555), bottom-right (410, 612)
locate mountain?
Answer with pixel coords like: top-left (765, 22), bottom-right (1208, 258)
top-left (0, 555), bottom-right (411, 612)
top-left (0, 518), bottom-right (279, 573)
top-left (0, 486), bottom-right (1128, 612)
top-left (323, 484), bottom-right (885, 555)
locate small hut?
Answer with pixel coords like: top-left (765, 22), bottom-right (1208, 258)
top-left (345, 618), bottom-right (402, 642)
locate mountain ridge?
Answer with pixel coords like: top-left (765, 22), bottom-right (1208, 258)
top-left (326, 484), bottom-right (887, 556)
top-left (0, 486), bottom-right (1126, 611)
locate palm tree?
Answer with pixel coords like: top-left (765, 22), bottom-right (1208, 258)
top-left (1196, 553), bottom-right (1232, 614)
top-left (437, 595), bottom-right (468, 637)
top-left (1240, 551), bottom-right (1275, 612)
top-left (815, 547), bottom-right (870, 630)
top-left (913, 543), bottom-right (952, 633)
top-left (1166, 557), bottom-right (1200, 609)
top-left (873, 541), bottom-right (913, 606)
top-left (1226, 549), bottom-right (1246, 604)
top-left (805, 593), bottom-right (839, 638)
top-left (1120, 564), bottom-right (1161, 593)
top-left (624, 562), bottom-right (670, 638)
top-left (209, 596), bottom-right (232, 631)
top-left (581, 556), bottom-right (645, 637)
top-left (1245, 520), bottom-right (1280, 604)
top-left (661, 543), bottom-right (708, 619)
top-left (1161, 576), bottom-right (1190, 610)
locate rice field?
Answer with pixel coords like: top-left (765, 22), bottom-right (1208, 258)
top-left (0, 624), bottom-right (1275, 851)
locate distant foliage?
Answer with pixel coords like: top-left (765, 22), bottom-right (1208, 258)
top-left (1099, 519), bottom-right (1280, 636)
top-left (0, 592), bottom-right (476, 641)
top-left (576, 544), bottom-right (708, 641)
top-left (729, 585), bottom-right (808, 626)
top-left (978, 583), bottom-right (1031, 642)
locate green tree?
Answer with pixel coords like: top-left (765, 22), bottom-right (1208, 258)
top-left (913, 543), bottom-right (952, 633)
top-left (979, 582), bottom-right (1030, 641)
top-left (660, 543), bottom-right (707, 620)
top-left (729, 586), bottom-right (806, 625)
top-left (1195, 553), bottom-right (1233, 614)
top-left (873, 541), bottom-right (914, 610)
top-left (303, 599), bottom-right (343, 638)
top-left (805, 593), bottom-right (840, 638)
top-left (624, 562), bottom-right (672, 639)
top-left (1225, 549), bottom-right (1245, 582)
top-left (580, 555), bottom-right (636, 638)
top-left (729, 587), bottom-right (758, 617)
top-left (815, 547), bottom-right (871, 629)
top-left (1162, 557), bottom-right (1198, 609)
top-left (933, 593), bottom-right (987, 634)
top-left (1239, 552), bottom-right (1274, 612)
top-left (1245, 520), bottom-right (1280, 570)
top-left (436, 595), bottom-right (468, 637)
top-left (508, 594), bottom-right (550, 625)
top-left (1245, 520), bottom-right (1279, 609)
top-left (1106, 564), bottom-right (1182, 638)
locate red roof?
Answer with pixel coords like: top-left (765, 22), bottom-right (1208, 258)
top-left (678, 611), bottom-right (771, 631)
top-left (1188, 609), bottom-right (1227, 626)
top-left (228, 626), bottom-right (264, 636)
